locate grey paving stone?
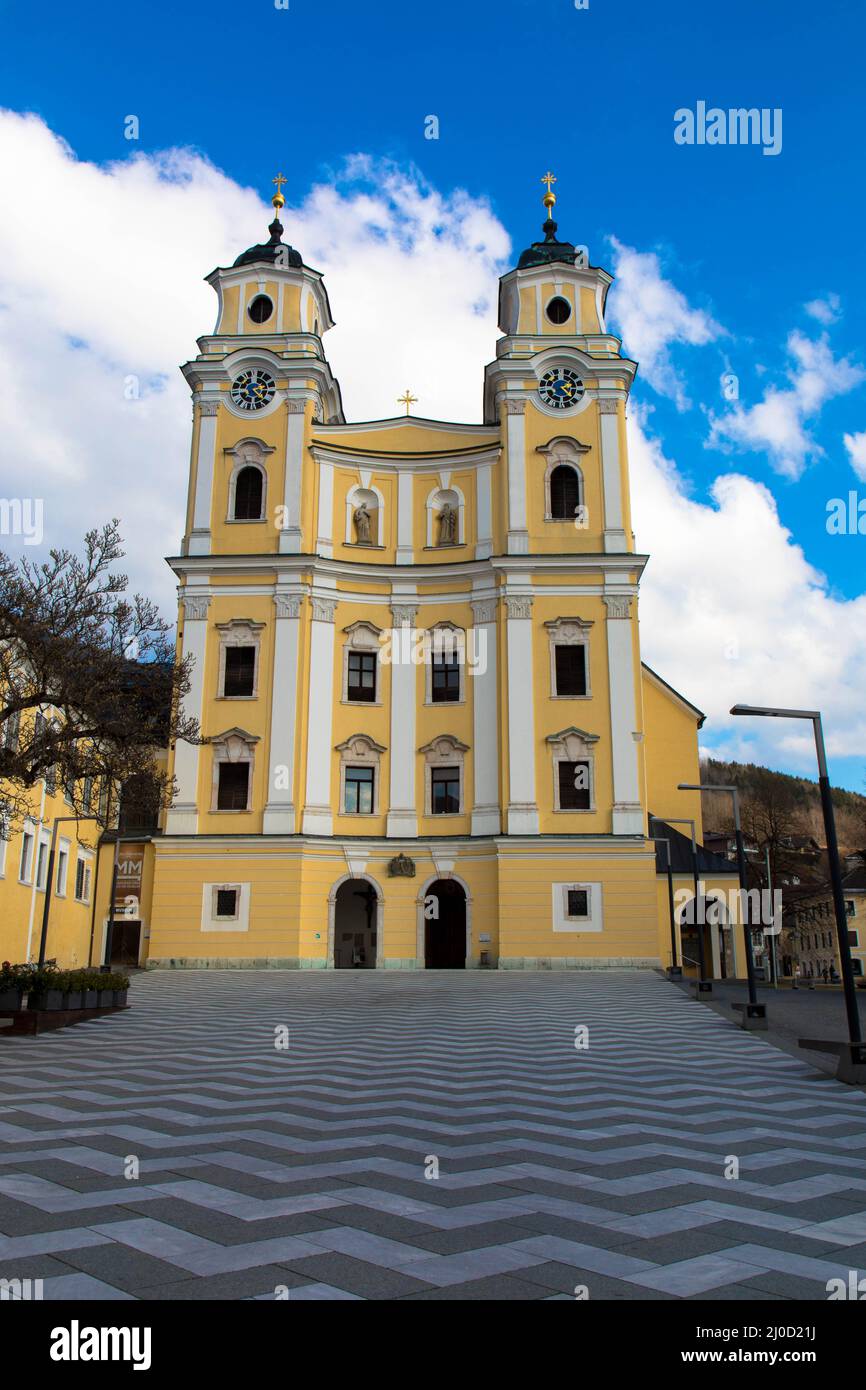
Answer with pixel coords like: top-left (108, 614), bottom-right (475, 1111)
top-left (516, 1260), bottom-right (677, 1299)
top-left (280, 1252), bottom-right (432, 1298)
top-left (403, 1272), bottom-right (552, 1300)
top-left (133, 1265), bottom-right (308, 1300)
top-left (53, 1241), bottom-right (194, 1291)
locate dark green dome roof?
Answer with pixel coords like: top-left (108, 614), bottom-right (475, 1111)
top-left (233, 216), bottom-right (303, 269)
top-left (517, 217), bottom-right (578, 270)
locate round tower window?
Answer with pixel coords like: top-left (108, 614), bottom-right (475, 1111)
top-left (248, 294), bottom-right (273, 324)
top-left (546, 296), bottom-right (572, 325)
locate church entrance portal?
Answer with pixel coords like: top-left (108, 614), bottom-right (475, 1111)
top-left (333, 879), bottom-right (378, 968)
top-left (425, 880), bottom-right (467, 969)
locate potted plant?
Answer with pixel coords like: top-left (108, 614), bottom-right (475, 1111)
top-left (64, 971), bottom-right (84, 1010)
top-left (110, 972), bottom-right (130, 1007)
top-left (97, 974), bottom-right (115, 1008)
top-left (79, 972), bottom-right (99, 1008)
top-left (27, 965), bottom-right (68, 1011)
top-left (0, 962), bottom-right (26, 1011)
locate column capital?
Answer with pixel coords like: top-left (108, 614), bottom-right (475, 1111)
top-left (285, 398), bottom-right (307, 414)
top-left (180, 593), bottom-right (211, 621)
top-left (274, 593), bottom-right (302, 619)
top-left (391, 603), bottom-right (418, 627)
top-left (310, 596), bottom-right (337, 623)
top-left (471, 599), bottom-right (497, 625)
top-left (504, 398), bottom-right (527, 416)
top-left (505, 595), bottom-right (532, 620)
top-left (196, 398), bottom-right (220, 417)
top-left (603, 595), bottom-right (632, 620)
top-left (597, 398), bottom-right (620, 415)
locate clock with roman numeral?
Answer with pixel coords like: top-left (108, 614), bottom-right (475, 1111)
top-left (538, 366), bottom-right (584, 410)
top-left (230, 368), bottom-right (276, 411)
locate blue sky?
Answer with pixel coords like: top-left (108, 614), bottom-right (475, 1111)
top-left (1, 0), bottom-right (865, 790)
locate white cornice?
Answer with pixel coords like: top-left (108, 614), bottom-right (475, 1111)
top-left (309, 443), bottom-right (501, 473)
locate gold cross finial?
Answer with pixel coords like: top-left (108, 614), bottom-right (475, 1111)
top-left (541, 170), bottom-right (557, 217)
top-left (397, 389), bottom-right (418, 416)
top-left (272, 171), bottom-right (287, 212)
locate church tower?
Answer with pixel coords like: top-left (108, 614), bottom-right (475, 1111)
top-left (146, 174), bottom-right (717, 973)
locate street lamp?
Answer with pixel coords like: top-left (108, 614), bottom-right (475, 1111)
top-left (658, 816), bottom-right (711, 992)
top-left (649, 818), bottom-right (680, 977)
top-left (678, 782), bottom-right (767, 1029)
top-left (730, 705), bottom-right (865, 1081)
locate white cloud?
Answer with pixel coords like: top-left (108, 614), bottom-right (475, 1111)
top-left (805, 293), bottom-right (841, 326)
top-left (605, 238), bottom-right (724, 409)
top-left (844, 430), bottom-right (866, 482)
top-left (0, 112), bottom-right (508, 609)
top-left (1, 112), bottom-right (864, 780)
top-left (630, 407), bottom-right (866, 770)
top-left (708, 329), bottom-right (865, 480)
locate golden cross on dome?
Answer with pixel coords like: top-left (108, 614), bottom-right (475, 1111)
top-left (397, 389), bottom-right (417, 416)
top-left (272, 171), bottom-right (287, 211)
top-left (541, 170), bottom-right (557, 216)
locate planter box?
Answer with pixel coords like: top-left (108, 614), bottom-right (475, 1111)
top-left (29, 990), bottom-right (67, 1011)
top-left (114, 990), bottom-right (128, 1007)
top-left (0, 988), bottom-right (23, 1010)
top-left (65, 991), bottom-right (83, 1010)
top-left (81, 989), bottom-right (98, 1008)
top-left (97, 991), bottom-right (113, 1008)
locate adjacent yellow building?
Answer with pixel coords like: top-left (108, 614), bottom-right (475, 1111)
top-left (1, 178), bottom-right (744, 975)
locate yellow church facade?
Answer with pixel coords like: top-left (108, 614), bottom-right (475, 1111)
top-left (111, 178), bottom-right (741, 975)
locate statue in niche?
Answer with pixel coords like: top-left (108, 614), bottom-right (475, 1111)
top-left (438, 502), bottom-right (457, 546)
top-left (353, 502), bottom-right (372, 545)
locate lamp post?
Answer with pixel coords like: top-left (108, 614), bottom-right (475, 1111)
top-left (660, 816), bottom-right (711, 991)
top-left (731, 705), bottom-right (865, 1080)
top-left (37, 815), bottom-right (98, 967)
top-left (649, 818), bottom-right (680, 976)
top-left (678, 783), bottom-right (767, 1029)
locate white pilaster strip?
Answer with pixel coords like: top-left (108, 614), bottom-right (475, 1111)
top-left (505, 594), bottom-right (539, 833)
top-left (604, 594), bottom-right (644, 834)
top-left (505, 400), bottom-right (529, 555)
top-left (263, 591), bottom-right (302, 833)
top-left (470, 598), bottom-right (501, 834)
top-left (165, 592), bottom-right (211, 835)
top-left (279, 401), bottom-right (305, 554)
top-left (475, 463), bottom-right (493, 560)
top-left (301, 595), bottom-right (336, 834)
top-left (189, 401), bottom-right (219, 556)
top-left (599, 399), bottom-right (628, 553)
top-left (396, 470), bottom-right (414, 564)
top-left (316, 459), bottom-right (334, 558)
top-left (386, 602), bottom-right (419, 837)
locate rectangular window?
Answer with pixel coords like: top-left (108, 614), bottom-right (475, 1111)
top-left (19, 831), bottom-right (34, 882)
top-left (56, 846), bottom-right (69, 896)
top-left (217, 761), bottom-right (250, 811)
top-left (82, 776), bottom-right (94, 812)
top-left (2, 710), bottom-right (20, 751)
top-left (431, 653), bottom-right (460, 703)
top-left (847, 900), bottom-right (856, 916)
top-left (566, 888), bottom-right (590, 919)
top-left (347, 651), bottom-right (377, 702)
top-left (431, 766), bottom-right (460, 814)
top-left (849, 929), bottom-right (860, 948)
top-left (554, 644), bottom-right (587, 697)
top-left (35, 837), bottom-right (49, 891)
top-left (75, 856), bottom-right (92, 903)
top-left (558, 760), bottom-right (591, 810)
top-left (344, 765), bottom-right (374, 814)
top-left (215, 887), bottom-right (239, 919)
top-left (223, 646), bottom-right (256, 697)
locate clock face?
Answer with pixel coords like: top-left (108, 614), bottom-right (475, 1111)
top-left (538, 367), bottom-right (584, 410)
top-left (230, 368), bottom-right (276, 412)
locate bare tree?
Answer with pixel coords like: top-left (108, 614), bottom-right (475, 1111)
top-left (0, 522), bottom-right (199, 836)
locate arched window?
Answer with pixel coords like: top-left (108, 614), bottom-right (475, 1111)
top-left (233, 465), bottom-right (264, 520)
top-left (550, 464), bottom-right (580, 520)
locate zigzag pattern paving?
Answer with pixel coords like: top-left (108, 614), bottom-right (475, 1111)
top-left (2, 969), bottom-right (866, 1300)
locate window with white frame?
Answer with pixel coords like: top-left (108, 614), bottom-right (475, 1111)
top-left (227, 440), bottom-right (272, 523)
top-left (35, 835), bottom-right (50, 891)
top-left (341, 622), bottom-right (382, 704)
top-left (545, 617), bottom-right (592, 699)
top-left (552, 881), bottom-right (603, 933)
top-left (420, 734), bottom-right (469, 816)
top-left (336, 734), bottom-right (385, 815)
top-left (56, 842), bottom-right (69, 896)
top-left (75, 854), bottom-right (92, 903)
top-left (536, 436), bottom-right (591, 522)
top-left (217, 620), bottom-right (264, 699)
top-left (19, 829), bottom-right (34, 882)
top-left (547, 726), bottom-right (599, 813)
top-left (425, 624), bottom-right (465, 705)
top-left (211, 728), bottom-right (259, 812)
top-left (213, 886), bottom-right (240, 920)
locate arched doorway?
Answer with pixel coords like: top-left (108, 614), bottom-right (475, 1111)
top-left (332, 877), bottom-right (379, 969)
top-left (424, 879), bottom-right (467, 969)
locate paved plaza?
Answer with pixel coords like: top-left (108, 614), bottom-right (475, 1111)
top-left (1, 969), bottom-right (866, 1300)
